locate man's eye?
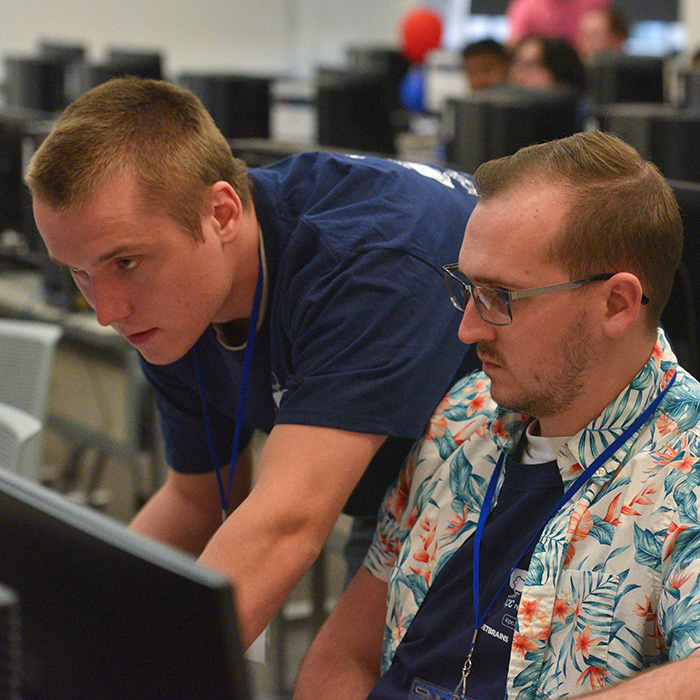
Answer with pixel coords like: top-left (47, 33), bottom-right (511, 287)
top-left (118, 258), bottom-right (137, 270)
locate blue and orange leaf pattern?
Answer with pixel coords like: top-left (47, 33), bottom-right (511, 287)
top-left (365, 331), bottom-right (700, 695)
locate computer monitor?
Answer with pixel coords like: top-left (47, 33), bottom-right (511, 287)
top-left (178, 73), bottom-right (272, 140)
top-left (4, 56), bottom-right (67, 113)
top-left (0, 469), bottom-right (252, 700)
top-left (602, 104), bottom-right (700, 183)
top-left (105, 48), bottom-right (163, 80)
top-left (443, 87), bottom-right (580, 173)
top-left (586, 53), bottom-right (665, 106)
top-left (315, 67), bottom-right (397, 156)
top-left (663, 179), bottom-right (700, 378)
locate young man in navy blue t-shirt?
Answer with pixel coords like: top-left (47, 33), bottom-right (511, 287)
top-left (27, 76), bottom-right (479, 648)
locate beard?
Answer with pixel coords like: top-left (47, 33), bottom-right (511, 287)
top-left (478, 306), bottom-right (595, 419)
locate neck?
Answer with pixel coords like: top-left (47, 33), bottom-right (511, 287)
top-left (538, 334), bottom-right (657, 438)
top-left (214, 208), bottom-right (261, 324)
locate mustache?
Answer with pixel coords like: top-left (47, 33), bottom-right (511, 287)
top-left (476, 342), bottom-right (506, 367)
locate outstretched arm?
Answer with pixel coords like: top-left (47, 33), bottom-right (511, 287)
top-left (132, 422), bottom-right (386, 648)
top-left (130, 442), bottom-right (253, 555)
top-left (196, 423), bottom-right (386, 647)
top-left (293, 566), bottom-right (387, 700)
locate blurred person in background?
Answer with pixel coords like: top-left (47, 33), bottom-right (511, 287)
top-left (506, 0), bottom-right (610, 47)
top-left (508, 34), bottom-right (587, 94)
top-left (577, 6), bottom-right (628, 60)
top-left (461, 38), bottom-right (509, 91)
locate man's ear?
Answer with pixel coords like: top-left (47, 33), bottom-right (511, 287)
top-left (205, 181), bottom-right (243, 243)
top-left (601, 272), bottom-right (646, 338)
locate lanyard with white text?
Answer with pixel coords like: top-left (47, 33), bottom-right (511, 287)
top-left (452, 370), bottom-right (677, 700)
top-left (193, 249), bottom-right (264, 523)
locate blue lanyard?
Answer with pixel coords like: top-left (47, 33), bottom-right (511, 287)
top-left (453, 370), bottom-right (677, 699)
top-left (192, 250), bottom-right (264, 522)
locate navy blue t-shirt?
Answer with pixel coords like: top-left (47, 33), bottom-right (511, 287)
top-left (369, 455), bottom-right (564, 699)
top-left (140, 152), bottom-right (480, 516)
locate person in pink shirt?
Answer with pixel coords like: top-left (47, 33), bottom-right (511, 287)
top-left (506, 0), bottom-right (610, 47)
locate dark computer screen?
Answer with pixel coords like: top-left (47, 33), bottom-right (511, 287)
top-left (4, 56), bottom-right (68, 113)
top-left (587, 54), bottom-right (665, 106)
top-left (602, 105), bottom-right (700, 184)
top-left (0, 470), bottom-right (251, 700)
top-left (105, 48), bottom-right (163, 80)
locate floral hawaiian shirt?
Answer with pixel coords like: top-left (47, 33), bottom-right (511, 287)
top-left (365, 330), bottom-right (700, 698)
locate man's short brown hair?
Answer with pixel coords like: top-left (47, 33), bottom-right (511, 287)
top-left (473, 130), bottom-right (683, 329)
top-left (26, 76), bottom-right (251, 239)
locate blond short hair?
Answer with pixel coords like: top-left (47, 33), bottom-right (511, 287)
top-left (473, 130), bottom-right (683, 329)
top-left (26, 76), bottom-right (251, 239)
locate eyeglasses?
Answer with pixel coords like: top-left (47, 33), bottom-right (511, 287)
top-left (442, 264), bottom-right (649, 326)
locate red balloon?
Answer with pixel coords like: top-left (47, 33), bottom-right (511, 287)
top-left (400, 7), bottom-right (443, 64)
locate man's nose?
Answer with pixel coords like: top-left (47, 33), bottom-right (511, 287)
top-left (457, 298), bottom-right (497, 346)
top-left (91, 281), bottom-right (132, 327)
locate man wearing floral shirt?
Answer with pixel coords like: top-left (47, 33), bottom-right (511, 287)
top-left (294, 130), bottom-right (700, 700)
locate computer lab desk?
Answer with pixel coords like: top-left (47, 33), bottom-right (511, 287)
top-left (0, 268), bottom-right (165, 509)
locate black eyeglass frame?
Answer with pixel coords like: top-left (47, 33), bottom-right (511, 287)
top-left (442, 264), bottom-right (649, 326)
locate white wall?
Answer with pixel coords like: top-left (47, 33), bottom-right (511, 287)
top-left (680, 0), bottom-right (700, 54)
top-left (0, 0), bottom-right (416, 79)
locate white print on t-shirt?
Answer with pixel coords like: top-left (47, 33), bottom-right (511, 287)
top-left (480, 623), bottom-right (510, 643)
top-left (480, 567), bottom-right (529, 644)
top-left (510, 568), bottom-right (527, 593)
top-left (395, 161), bottom-right (478, 195)
top-left (345, 153), bottom-right (477, 195)
top-left (272, 373), bottom-right (286, 408)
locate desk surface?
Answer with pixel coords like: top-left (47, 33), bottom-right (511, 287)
top-left (0, 269), bottom-right (127, 354)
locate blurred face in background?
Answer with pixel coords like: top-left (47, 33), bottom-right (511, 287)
top-left (577, 8), bottom-right (625, 59)
top-left (508, 38), bottom-right (555, 89)
top-left (463, 52), bottom-right (508, 91)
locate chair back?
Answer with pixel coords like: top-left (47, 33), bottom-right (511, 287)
top-left (0, 402), bottom-right (42, 479)
top-left (0, 319), bottom-right (62, 421)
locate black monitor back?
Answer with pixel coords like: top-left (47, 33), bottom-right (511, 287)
top-left (346, 45), bottom-right (410, 112)
top-left (0, 470), bottom-right (251, 700)
top-left (316, 67), bottom-right (397, 156)
top-left (178, 73), bottom-right (272, 140)
top-left (81, 50), bottom-right (164, 93)
top-left (4, 56), bottom-right (67, 113)
top-left (602, 104), bottom-right (700, 183)
top-left (587, 54), bottom-right (665, 106)
top-left (105, 48), bottom-right (163, 80)
top-left (0, 109), bottom-right (55, 269)
top-left (38, 41), bottom-right (87, 102)
top-left (663, 179), bottom-right (700, 378)
top-left (443, 88), bottom-right (580, 173)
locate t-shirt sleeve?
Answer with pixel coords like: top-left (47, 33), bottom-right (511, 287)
top-left (139, 347), bottom-right (258, 474)
top-left (274, 245), bottom-right (471, 440)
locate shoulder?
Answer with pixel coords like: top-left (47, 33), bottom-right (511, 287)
top-left (251, 151), bottom-right (477, 200)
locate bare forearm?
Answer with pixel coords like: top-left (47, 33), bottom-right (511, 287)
top-left (293, 568), bottom-right (385, 700)
top-left (198, 491), bottom-right (328, 647)
top-left (130, 480), bottom-right (221, 555)
top-left (198, 424), bottom-right (386, 648)
top-left (577, 651), bottom-right (700, 700)
top-left (293, 649), bottom-right (379, 700)
top-left (130, 448), bottom-right (252, 556)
